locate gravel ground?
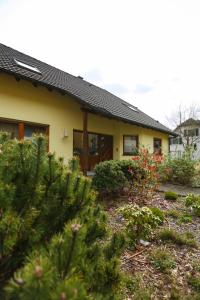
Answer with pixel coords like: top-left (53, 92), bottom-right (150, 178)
top-left (105, 192), bottom-right (200, 299)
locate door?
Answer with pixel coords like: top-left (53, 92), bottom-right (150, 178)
top-left (73, 130), bottom-right (113, 171)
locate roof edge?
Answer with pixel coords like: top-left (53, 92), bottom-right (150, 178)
top-left (0, 67), bottom-right (176, 136)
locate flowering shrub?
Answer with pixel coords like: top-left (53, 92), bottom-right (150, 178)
top-left (118, 204), bottom-right (162, 245)
top-left (128, 148), bottom-right (163, 202)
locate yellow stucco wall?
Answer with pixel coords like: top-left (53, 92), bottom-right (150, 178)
top-left (0, 73), bottom-right (169, 161)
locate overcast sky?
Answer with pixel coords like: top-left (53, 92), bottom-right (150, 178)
top-left (1, 0), bottom-right (200, 128)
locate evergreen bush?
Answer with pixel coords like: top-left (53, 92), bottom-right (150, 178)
top-left (92, 160), bottom-right (128, 196)
top-left (0, 133), bottom-right (125, 299)
top-left (164, 190), bottom-right (178, 201)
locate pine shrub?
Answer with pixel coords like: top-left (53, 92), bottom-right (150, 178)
top-left (0, 133), bottom-right (125, 299)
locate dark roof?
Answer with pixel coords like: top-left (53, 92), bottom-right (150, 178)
top-left (0, 43), bottom-right (174, 135)
top-left (175, 118), bottom-right (200, 130)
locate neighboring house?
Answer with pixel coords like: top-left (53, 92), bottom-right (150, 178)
top-left (170, 118), bottom-right (200, 159)
top-left (0, 43), bottom-right (175, 174)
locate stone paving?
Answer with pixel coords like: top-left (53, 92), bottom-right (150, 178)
top-left (159, 183), bottom-right (200, 196)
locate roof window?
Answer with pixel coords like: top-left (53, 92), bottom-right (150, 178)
top-left (14, 58), bottom-right (41, 74)
top-left (123, 103), bottom-right (138, 112)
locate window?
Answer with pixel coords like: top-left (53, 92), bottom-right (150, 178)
top-left (24, 124), bottom-right (47, 139)
top-left (0, 118), bottom-right (48, 141)
top-left (14, 58), bottom-right (41, 74)
top-left (170, 137), bottom-right (182, 145)
top-left (184, 128), bottom-right (199, 137)
top-left (88, 134), bottom-right (98, 155)
top-left (153, 138), bottom-right (162, 155)
top-left (122, 103), bottom-right (138, 112)
top-left (123, 135), bottom-right (138, 155)
top-left (0, 120), bottom-right (19, 138)
top-left (73, 130), bottom-right (83, 156)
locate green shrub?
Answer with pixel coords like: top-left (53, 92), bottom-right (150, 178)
top-left (185, 194), bottom-right (200, 216)
top-left (117, 159), bottom-right (143, 182)
top-left (150, 207), bottom-right (164, 224)
top-left (157, 228), bottom-right (198, 248)
top-left (92, 160), bottom-right (127, 195)
top-left (0, 134), bottom-right (125, 299)
top-left (160, 154), bottom-right (195, 185)
top-left (164, 190), bottom-right (178, 201)
top-left (150, 247), bottom-right (176, 273)
top-left (118, 204), bottom-right (161, 244)
top-left (93, 149), bottom-right (162, 199)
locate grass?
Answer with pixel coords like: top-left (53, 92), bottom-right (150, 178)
top-left (187, 275), bottom-right (200, 292)
top-left (150, 247), bottom-right (176, 273)
top-left (165, 209), bottom-right (181, 219)
top-left (177, 214), bottom-right (193, 224)
top-left (126, 275), bottom-right (153, 300)
top-left (192, 259), bottom-right (200, 272)
top-left (165, 209), bottom-right (193, 223)
top-left (157, 228), bottom-right (198, 248)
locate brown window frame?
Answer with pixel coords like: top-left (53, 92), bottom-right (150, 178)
top-left (0, 117), bottom-right (49, 149)
top-left (123, 135), bottom-right (139, 156)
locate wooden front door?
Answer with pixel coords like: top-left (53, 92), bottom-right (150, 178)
top-left (73, 130), bottom-right (113, 172)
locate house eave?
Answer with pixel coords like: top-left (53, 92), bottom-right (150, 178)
top-left (0, 68), bottom-right (176, 136)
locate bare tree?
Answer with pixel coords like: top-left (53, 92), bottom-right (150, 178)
top-left (167, 103), bottom-right (200, 150)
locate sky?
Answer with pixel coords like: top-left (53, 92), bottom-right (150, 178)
top-left (0, 0), bottom-right (200, 128)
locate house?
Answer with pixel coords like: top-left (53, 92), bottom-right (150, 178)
top-left (0, 43), bottom-right (175, 174)
top-left (170, 118), bottom-right (200, 159)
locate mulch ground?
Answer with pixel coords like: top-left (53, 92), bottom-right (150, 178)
top-left (103, 192), bottom-right (200, 299)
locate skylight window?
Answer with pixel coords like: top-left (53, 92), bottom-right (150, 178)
top-left (14, 59), bottom-right (41, 74)
top-left (122, 103), bottom-right (138, 112)
top-left (127, 105), bottom-right (138, 112)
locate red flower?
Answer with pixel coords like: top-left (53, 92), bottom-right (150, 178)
top-left (132, 156), bottom-right (140, 161)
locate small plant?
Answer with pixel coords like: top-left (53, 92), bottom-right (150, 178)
top-left (164, 190), bottom-right (178, 201)
top-left (118, 204), bottom-right (161, 244)
top-left (192, 259), bottom-right (200, 272)
top-left (165, 209), bottom-right (181, 219)
top-left (169, 287), bottom-right (182, 300)
top-left (188, 275), bottom-right (200, 292)
top-left (150, 207), bottom-right (164, 224)
top-left (178, 213), bottom-right (192, 224)
top-left (126, 274), bottom-right (153, 299)
top-left (150, 247), bottom-right (176, 273)
top-left (185, 194), bottom-right (200, 216)
top-left (157, 228), bottom-right (198, 248)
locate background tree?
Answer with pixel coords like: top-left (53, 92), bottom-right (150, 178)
top-left (167, 103), bottom-right (200, 150)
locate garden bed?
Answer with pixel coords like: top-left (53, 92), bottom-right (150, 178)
top-left (104, 192), bottom-right (200, 299)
